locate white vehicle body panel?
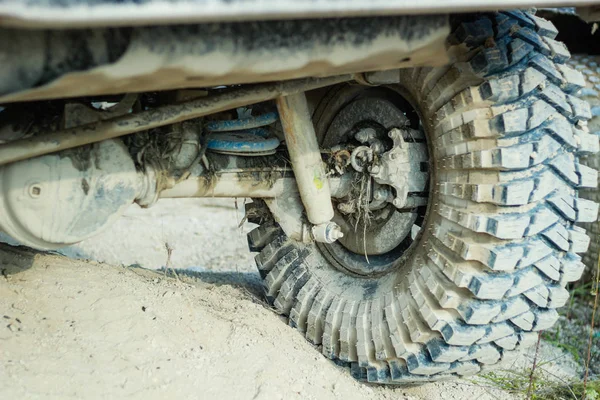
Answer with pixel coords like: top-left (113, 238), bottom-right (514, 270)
top-left (0, 0), bottom-right (598, 28)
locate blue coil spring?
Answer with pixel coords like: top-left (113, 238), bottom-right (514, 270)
top-left (205, 111), bottom-right (280, 154)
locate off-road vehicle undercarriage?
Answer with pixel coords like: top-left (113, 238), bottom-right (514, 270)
top-left (1, 1), bottom-right (600, 384)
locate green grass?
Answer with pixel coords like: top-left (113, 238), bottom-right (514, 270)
top-left (569, 281), bottom-right (596, 300)
top-left (552, 380), bottom-right (600, 400)
top-left (542, 328), bottom-right (584, 364)
top-left (477, 370), bottom-right (532, 394)
top-left (477, 370), bottom-right (600, 399)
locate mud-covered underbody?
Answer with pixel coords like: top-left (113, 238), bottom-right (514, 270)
top-left (0, 15), bottom-right (449, 103)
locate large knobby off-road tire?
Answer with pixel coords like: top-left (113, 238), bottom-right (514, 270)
top-left (570, 55), bottom-right (600, 278)
top-left (245, 11), bottom-right (599, 384)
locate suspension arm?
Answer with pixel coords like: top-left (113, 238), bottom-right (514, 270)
top-left (0, 75), bottom-right (351, 167)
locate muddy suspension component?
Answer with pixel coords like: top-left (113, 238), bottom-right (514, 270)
top-left (0, 92), bottom-right (355, 250)
top-left (276, 93), bottom-right (343, 244)
top-left (0, 77), bottom-right (425, 250)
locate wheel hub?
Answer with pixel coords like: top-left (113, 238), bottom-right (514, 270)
top-left (315, 87), bottom-right (430, 276)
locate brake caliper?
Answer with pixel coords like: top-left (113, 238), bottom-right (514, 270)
top-left (350, 127), bottom-right (428, 210)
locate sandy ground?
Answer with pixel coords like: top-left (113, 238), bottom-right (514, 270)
top-left (0, 199), bottom-right (584, 399)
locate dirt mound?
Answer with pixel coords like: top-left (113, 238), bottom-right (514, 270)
top-left (0, 244), bottom-right (525, 400)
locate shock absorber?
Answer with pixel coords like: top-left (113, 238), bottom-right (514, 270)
top-left (276, 93), bottom-right (343, 243)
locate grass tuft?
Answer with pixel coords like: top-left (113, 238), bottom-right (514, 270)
top-left (478, 370), bottom-right (600, 399)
